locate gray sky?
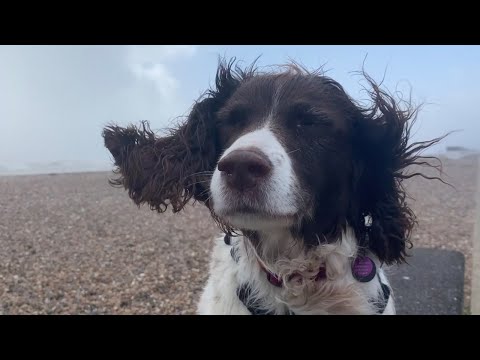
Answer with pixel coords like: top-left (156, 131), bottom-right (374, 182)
top-left (1, 45), bottom-right (478, 173)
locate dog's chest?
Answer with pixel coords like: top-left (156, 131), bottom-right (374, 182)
top-left (197, 233), bottom-right (394, 315)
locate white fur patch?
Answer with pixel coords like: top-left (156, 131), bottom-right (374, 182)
top-left (210, 126), bottom-right (299, 230)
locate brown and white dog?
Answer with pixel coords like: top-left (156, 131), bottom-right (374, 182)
top-left (103, 59), bottom-right (444, 315)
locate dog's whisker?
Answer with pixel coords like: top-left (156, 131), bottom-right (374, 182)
top-left (185, 171), bottom-right (214, 179)
top-left (189, 179), bottom-right (213, 186)
top-left (197, 186), bottom-right (213, 198)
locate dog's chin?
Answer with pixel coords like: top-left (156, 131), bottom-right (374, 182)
top-left (217, 210), bottom-right (296, 231)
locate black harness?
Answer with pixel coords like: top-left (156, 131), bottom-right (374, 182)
top-left (225, 234), bottom-right (391, 315)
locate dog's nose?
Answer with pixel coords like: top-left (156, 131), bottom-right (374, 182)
top-left (217, 149), bottom-right (272, 191)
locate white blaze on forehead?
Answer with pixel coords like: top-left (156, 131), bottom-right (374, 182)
top-left (210, 124), bottom-right (299, 230)
top-left (221, 127), bottom-right (283, 161)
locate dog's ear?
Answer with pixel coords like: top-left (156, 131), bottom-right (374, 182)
top-left (102, 58), bottom-right (244, 213)
top-left (350, 75), bottom-right (447, 265)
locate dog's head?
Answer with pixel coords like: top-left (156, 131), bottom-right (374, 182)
top-left (103, 58), bottom-right (445, 265)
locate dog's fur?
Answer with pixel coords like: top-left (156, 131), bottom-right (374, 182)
top-left (103, 58), bottom-right (445, 315)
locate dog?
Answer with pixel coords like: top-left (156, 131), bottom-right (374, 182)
top-left (103, 59), bottom-right (444, 315)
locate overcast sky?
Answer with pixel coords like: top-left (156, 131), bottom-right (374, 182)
top-left (1, 45), bottom-right (478, 173)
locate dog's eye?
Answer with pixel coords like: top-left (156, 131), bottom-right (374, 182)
top-left (220, 107), bottom-right (248, 127)
top-left (296, 113), bottom-right (332, 128)
top-left (296, 114), bottom-right (318, 127)
top-left (291, 104), bottom-right (331, 128)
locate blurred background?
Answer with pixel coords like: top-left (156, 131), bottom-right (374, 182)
top-left (0, 45), bottom-right (478, 314)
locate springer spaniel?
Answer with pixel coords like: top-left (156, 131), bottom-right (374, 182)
top-left (103, 59), bottom-right (444, 315)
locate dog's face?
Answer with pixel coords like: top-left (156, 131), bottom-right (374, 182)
top-left (103, 59), bottom-right (444, 264)
top-left (210, 73), bottom-right (356, 235)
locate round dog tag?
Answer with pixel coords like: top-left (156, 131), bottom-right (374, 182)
top-left (352, 256), bottom-right (376, 282)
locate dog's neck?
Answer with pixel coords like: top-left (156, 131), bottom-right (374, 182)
top-left (233, 213), bottom-right (372, 268)
top-left (241, 227), bottom-right (304, 265)
top-left (232, 226), bottom-right (383, 314)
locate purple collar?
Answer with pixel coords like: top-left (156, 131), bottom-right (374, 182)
top-left (260, 256), bottom-right (376, 287)
top-left (258, 260), bottom-right (327, 288)
top-left (226, 234), bottom-right (377, 287)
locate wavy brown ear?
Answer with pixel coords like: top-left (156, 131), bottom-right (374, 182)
top-left (102, 58), bottom-right (246, 213)
top-left (103, 114), bottom-right (215, 213)
top-left (350, 74), bottom-right (449, 265)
